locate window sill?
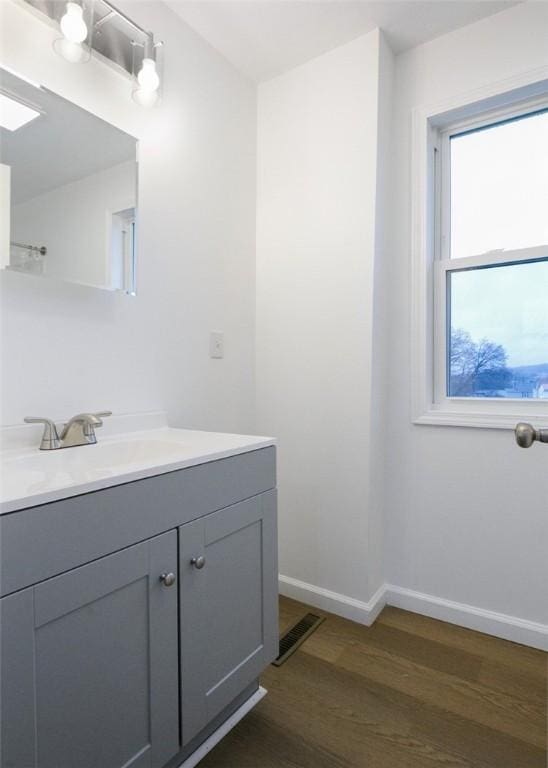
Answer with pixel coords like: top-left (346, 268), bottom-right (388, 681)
top-left (414, 407), bottom-right (548, 430)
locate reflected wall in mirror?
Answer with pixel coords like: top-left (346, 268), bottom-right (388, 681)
top-left (0, 68), bottom-right (138, 293)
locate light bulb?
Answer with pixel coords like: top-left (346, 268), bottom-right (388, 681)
top-left (60, 2), bottom-right (88, 44)
top-left (137, 58), bottom-right (160, 92)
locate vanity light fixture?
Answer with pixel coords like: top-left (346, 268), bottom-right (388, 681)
top-left (53, 0), bottom-right (94, 63)
top-left (0, 91), bottom-right (41, 131)
top-left (44, 0), bottom-right (164, 107)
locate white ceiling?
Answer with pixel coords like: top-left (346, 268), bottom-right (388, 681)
top-left (166, 0), bottom-right (520, 83)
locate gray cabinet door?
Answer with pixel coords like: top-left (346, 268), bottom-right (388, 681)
top-left (179, 490), bottom-right (278, 745)
top-left (1, 531), bottom-right (179, 768)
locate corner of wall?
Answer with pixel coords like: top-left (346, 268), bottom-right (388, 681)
top-left (366, 28), bottom-right (395, 600)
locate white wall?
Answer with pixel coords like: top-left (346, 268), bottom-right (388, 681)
top-left (368, 33), bottom-right (394, 597)
top-left (12, 160), bottom-right (135, 288)
top-left (385, 2), bottom-right (548, 628)
top-left (0, 0), bottom-right (257, 433)
top-left (256, 30), bottom-right (393, 613)
top-left (257, 2), bottom-right (547, 645)
top-left (0, 164), bottom-right (9, 266)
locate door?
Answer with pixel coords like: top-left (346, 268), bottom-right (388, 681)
top-left (1, 531), bottom-right (179, 768)
top-left (179, 490), bottom-right (278, 745)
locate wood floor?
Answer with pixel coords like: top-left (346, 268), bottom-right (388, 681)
top-left (200, 596), bottom-right (547, 768)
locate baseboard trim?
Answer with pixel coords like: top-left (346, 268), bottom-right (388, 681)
top-left (385, 585), bottom-right (548, 652)
top-left (279, 575), bottom-right (548, 651)
top-left (278, 575), bottom-right (387, 626)
top-left (176, 686), bottom-right (267, 768)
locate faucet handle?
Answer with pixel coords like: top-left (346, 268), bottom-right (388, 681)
top-left (70, 411), bottom-right (111, 438)
top-left (87, 411), bottom-right (112, 432)
top-left (93, 411), bottom-right (112, 421)
top-left (24, 417), bottom-right (61, 450)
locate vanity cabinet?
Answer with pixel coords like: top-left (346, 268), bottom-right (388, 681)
top-left (0, 446), bottom-right (277, 768)
top-left (1, 531), bottom-right (180, 768)
top-left (179, 490), bottom-right (278, 745)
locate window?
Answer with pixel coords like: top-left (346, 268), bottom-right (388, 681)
top-left (448, 110), bottom-right (548, 259)
top-left (447, 260), bottom-right (548, 399)
top-left (430, 98), bottom-right (548, 422)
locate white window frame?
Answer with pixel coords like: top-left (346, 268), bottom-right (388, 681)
top-left (411, 67), bottom-right (548, 429)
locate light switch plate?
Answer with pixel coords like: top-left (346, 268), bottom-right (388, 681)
top-left (209, 331), bottom-right (224, 359)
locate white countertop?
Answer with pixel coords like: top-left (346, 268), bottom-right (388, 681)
top-left (0, 413), bottom-right (275, 514)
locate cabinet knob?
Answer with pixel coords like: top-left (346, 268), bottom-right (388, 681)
top-left (160, 572), bottom-right (176, 587)
top-left (190, 555), bottom-right (206, 570)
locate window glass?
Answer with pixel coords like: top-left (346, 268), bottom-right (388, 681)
top-left (450, 110), bottom-right (548, 259)
top-left (448, 259), bottom-right (548, 398)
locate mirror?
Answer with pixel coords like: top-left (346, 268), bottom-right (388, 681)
top-left (0, 68), bottom-right (138, 294)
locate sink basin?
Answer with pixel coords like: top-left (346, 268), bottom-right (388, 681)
top-left (0, 423), bottom-right (275, 514)
top-left (1, 438), bottom-right (187, 502)
top-left (4, 438), bottom-right (187, 475)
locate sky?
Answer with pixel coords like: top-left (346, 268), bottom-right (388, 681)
top-left (449, 109), bottom-right (548, 368)
top-left (450, 261), bottom-right (548, 368)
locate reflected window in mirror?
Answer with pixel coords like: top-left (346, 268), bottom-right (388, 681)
top-left (110, 208), bottom-right (136, 293)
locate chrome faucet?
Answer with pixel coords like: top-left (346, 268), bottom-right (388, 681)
top-left (24, 412), bottom-right (112, 450)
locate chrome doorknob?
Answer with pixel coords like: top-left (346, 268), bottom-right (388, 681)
top-left (160, 572), bottom-right (176, 587)
top-left (515, 422), bottom-right (548, 448)
top-left (190, 556), bottom-right (206, 570)
top-left (515, 422), bottom-right (536, 448)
